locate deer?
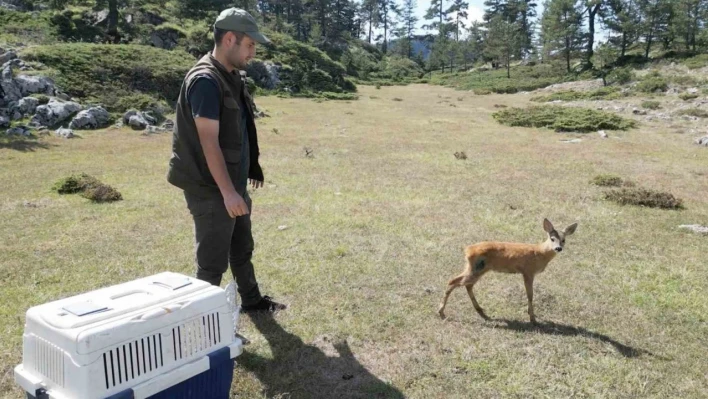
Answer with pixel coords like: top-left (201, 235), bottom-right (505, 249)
top-left (437, 218), bottom-right (578, 324)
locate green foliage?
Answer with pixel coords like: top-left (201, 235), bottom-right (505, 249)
top-left (636, 72), bottom-right (668, 93)
top-left (493, 105), bottom-right (637, 132)
top-left (0, 9), bottom-right (57, 44)
top-left (606, 67), bottom-right (635, 85)
top-left (683, 54), bottom-right (708, 69)
top-left (591, 174), bottom-right (633, 187)
top-left (530, 87), bottom-right (624, 102)
top-left (679, 92), bottom-right (699, 101)
top-left (52, 174), bottom-right (100, 194)
top-left (431, 62), bottom-right (572, 94)
top-left (641, 100), bottom-right (661, 110)
top-left (604, 188), bottom-right (683, 209)
top-left (81, 184), bottom-right (123, 203)
top-left (676, 108), bottom-right (708, 118)
top-left (21, 43), bottom-right (194, 112)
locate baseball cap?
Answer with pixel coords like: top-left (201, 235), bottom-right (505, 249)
top-left (214, 8), bottom-right (271, 45)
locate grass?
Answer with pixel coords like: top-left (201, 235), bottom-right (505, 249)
top-left (493, 105), bottom-right (637, 132)
top-left (1, 85), bottom-right (707, 398)
top-left (530, 87), bottom-right (625, 102)
top-left (591, 174), bottom-right (627, 187)
top-left (683, 54), bottom-right (708, 69)
top-left (20, 43), bottom-right (195, 113)
top-left (679, 92), bottom-right (700, 101)
top-left (430, 63), bottom-right (579, 94)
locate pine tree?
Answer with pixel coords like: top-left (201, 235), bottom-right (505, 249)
top-left (541, 0), bottom-right (584, 72)
top-left (485, 15), bottom-right (522, 77)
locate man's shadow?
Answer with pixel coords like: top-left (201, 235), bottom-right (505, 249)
top-left (237, 314), bottom-right (405, 399)
top-left (485, 318), bottom-right (664, 359)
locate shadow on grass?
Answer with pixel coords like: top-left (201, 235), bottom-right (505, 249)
top-left (238, 314), bottom-right (405, 399)
top-left (0, 137), bottom-right (55, 152)
top-left (485, 318), bottom-right (665, 359)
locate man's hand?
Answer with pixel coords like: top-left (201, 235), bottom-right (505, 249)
top-left (249, 179), bottom-right (264, 189)
top-left (223, 191), bottom-right (249, 218)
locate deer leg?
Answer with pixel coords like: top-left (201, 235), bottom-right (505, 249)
top-left (464, 274), bottom-right (490, 320)
top-left (523, 273), bottom-right (537, 324)
top-left (438, 275), bottom-right (464, 319)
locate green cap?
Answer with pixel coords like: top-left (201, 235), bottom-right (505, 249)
top-left (214, 8), bottom-right (271, 44)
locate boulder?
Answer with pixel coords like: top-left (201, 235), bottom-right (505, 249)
top-left (69, 106), bottom-right (111, 129)
top-left (30, 100), bottom-right (82, 127)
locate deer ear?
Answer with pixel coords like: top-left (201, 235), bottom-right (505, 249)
top-left (564, 223), bottom-right (578, 236)
top-left (543, 218), bottom-right (554, 233)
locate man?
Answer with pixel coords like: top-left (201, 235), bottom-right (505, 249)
top-left (167, 8), bottom-right (285, 314)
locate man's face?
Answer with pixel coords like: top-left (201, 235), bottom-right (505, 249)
top-left (226, 33), bottom-right (256, 70)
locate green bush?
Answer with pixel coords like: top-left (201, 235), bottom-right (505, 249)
top-left (683, 54), bottom-right (708, 69)
top-left (604, 188), bottom-right (683, 209)
top-left (606, 67), bottom-right (635, 85)
top-left (531, 87), bottom-right (623, 102)
top-left (676, 108), bottom-right (708, 118)
top-left (81, 184), bottom-right (123, 203)
top-left (636, 73), bottom-right (668, 93)
top-left (679, 92), bottom-right (699, 101)
top-left (591, 174), bottom-right (635, 187)
top-left (52, 174), bottom-right (100, 194)
top-left (641, 100), bottom-right (661, 110)
top-left (431, 63), bottom-right (569, 94)
top-left (493, 106), bottom-right (637, 132)
top-left (0, 9), bottom-right (58, 45)
top-left (21, 44), bottom-right (195, 112)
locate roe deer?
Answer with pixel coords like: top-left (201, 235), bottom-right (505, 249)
top-left (438, 218), bottom-right (578, 323)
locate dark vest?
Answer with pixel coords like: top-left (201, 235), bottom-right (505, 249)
top-left (167, 54), bottom-right (263, 198)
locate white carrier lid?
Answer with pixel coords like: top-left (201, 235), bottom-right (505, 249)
top-left (34, 272), bottom-right (212, 330)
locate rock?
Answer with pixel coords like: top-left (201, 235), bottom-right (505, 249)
top-left (30, 100), bottom-right (82, 127)
top-left (1, 58), bottom-right (23, 71)
top-left (246, 60), bottom-right (281, 90)
top-left (687, 87), bottom-right (699, 94)
top-left (695, 136), bottom-right (708, 146)
top-left (598, 130), bottom-right (608, 138)
top-left (560, 138), bottom-right (582, 143)
top-left (1, 65), bottom-right (22, 103)
top-left (56, 92), bottom-right (71, 101)
top-left (54, 127), bottom-right (75, 138)
top-left (679, 225), bottom-right (708, 235)
top-left (6, 125), bottom-right (31, 136)
top-left (11, 110), bottom-right (22, 120)
top-left (142, 111), bottom-right (158, 126)
top-left (90, 9), bottom-right (109, 26)
top-left (0, 115), bottom-right (9, 128)
top-left (149, 27), bottom-right (183, 50)
top-left (161, 118), bottom-right (174, 130)
top-left (14, 74), bottom-right (55, 96)
top-left (69, 106), bottom-right (111, 129)
top-left (632, 107), bottom-right (647, 115)
top-left (144, 11), bottom-right (166, 25)
top-left (128, 114), bottom-right (148, 130)
top-left (17, 96), bottom-right (39, 116)
top-left (0, 50), bottom-right (17, 64)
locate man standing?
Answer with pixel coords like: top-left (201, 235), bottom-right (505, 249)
top-left (168, 8), bottom-right (285, 314)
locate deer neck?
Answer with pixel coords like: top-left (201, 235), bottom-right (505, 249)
top-left (536, 241), bottom-right (558, 263)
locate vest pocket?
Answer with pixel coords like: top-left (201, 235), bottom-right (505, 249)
top-left (221, 148), bottom-right (241, 165)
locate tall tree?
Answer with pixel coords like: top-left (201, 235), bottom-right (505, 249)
top-left (584, 0), bottom-right (604, 65)
top-left (447, 0), bottom-right (469, 41)
top-left (424, 0), bottom-right (450, 32)
top-left (541, 0), bottom-right (584, 72)
top-left (602, 0), bottom-right (641, 57)
top-left (485, 15), bottom-right (522, 77)
top-left (399, 0), bottom-right (418, 57)
top-left (637, 0), bottom-right (672, 58)
top-left (378, 0), bottom-right (400, 53)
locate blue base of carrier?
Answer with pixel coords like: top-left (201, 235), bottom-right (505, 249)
top-left (27, 346), bottom-right (236, 399)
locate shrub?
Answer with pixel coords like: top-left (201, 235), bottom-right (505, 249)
top-left (679, 92), bottom-right (699, 101)
top-left (604, 188), bottom-right (683, 209)
top-left (606, 67), bottom-right (635, 85)
top-left (636, 73), bottom-right (668, 93)
top-left (683, 54), bottom-right (708, 69)
top-left (52, 174), bottom-right (100, 194)
top-left (530, 87), bottom-right (623, 102)
top-left (641, 100), bottom-right (661, 110)
top-left (81, 184), bottom-right (123, 203)
top-left (676, 108), bottom-right (708, 118)
top-left (591, 174), bottom-right (624, 187)
top-left (21, 44), bottom-right (195, 112)
top-left (493, 106), bottom-right (637, 132)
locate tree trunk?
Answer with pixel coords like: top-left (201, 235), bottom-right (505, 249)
top-left (107, 0), bottom-right (119, 44)
top-left (586, 4), bottom-right (600, 65)
top-left (368, 14), bottom-right (372, 43)
top-left (621, 32), bottom-right (627, 57)
top-left (566, 36), bottom-right (571, 72)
